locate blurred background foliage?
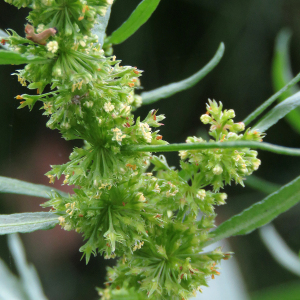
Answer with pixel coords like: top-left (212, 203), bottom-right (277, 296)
top-left (0, 0), bottom-right (300, 299)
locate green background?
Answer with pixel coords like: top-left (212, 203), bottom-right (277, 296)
top-left (1, 0), bottom-right (300, 299)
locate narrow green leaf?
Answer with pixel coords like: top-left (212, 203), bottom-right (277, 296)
top-left (243, 72), bottom-right (300, 126)
top-left (0, 50), bottom-right (51, 65)
top-left (0, 212), bottom-right (59, 234)
top-left (0, 29), bottom-right (10, 50)
top-left (0, 29), bottom-right (8, 38)
top-left (0, 259), bottom-right (24, 300)
top-left (259, 224), bottom-right (300, 277)
top-left (107, 0), bottom-right (161, 45)
top-left (92, 4), bottom-right (112, 47)
top-left (141, 43), bottom-right (225, 105)
top-left (272, 29), bottom-right (300, 133)
top-left (251, 281), bottom-right (300, 300)
top-left (245, 175), bottom-right (281, 195)
top-left (8, 234), bottom-right (48, 300)
top-left (254, 91), bottom-right (300, 132)
top-left (0, 176), bottom-right (68, 198)
top-left (202, 175), bottom-right (300, 247)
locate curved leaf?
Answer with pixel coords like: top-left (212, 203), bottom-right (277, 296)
top-left (0, 212), bottom-right (59, 234)
top-left (254, 91), bottom-right (300, 132)
top-left (0, 176), bottom-right (68, 198)
top-left (141, 42), bottom-right (225, 105)
top-left (91, 4), bottom-right (112, 47)
top-left (0, 50), bottom-right (51, 65)
top-left (202, 175), bottom-right (300, 247)
top-left (251, 281), bottom-right (300, 300)
top-left (245, 175), bottom-right (281, 195)
top-left (259, 224), bottom-right (300, 277)
top-left (243, 72), bottom-right (300, 126)
top-left (8, 234), bottom-right (48, 300)
top-left (107, 0), bottom-right (161, 45)
top-left (0, 29), bottom-right (10, 50)
top-left (272, 28), bottom-right (300, 133)
top-left (0, 260), bottom-right (24, 300)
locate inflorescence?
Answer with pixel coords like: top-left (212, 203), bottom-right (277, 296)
top-left (3, 0), bottom-right (264, 299)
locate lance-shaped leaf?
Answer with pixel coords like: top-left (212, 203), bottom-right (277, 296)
top-left (0, 176), bottom-right (68, 198)
top-left (0, 259), bottom-right (24, 300)
top-left (251, 281), bottom-right (300, 300)
top-left (0, 50), bottom-right (51, 65)
top-left (254, 91), bottom-right (300, 132)
top-left (259, 224), bottom-right (300, 277)
top-left (0, 29), bottom-right (10, 50)
top-left (106, 0), bottom-right (160, 45)
top-left (92, 4), bottom-right (112, 47)
top-left (8, 234), bottom-right (48, 300)
top-left (243, 71), bottom-right (300, 126)
top-left (202, 175), bottom-right (300, 247)
top-left (272, 28), bottom-right (300, 133)
top-left (0, 212), bottom-right (59, 235)
top-left (245, 175), bottom-right (281, 195)
top-left (141, 43), bottom-right (225, 105)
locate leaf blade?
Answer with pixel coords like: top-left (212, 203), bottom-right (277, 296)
top-left (91, 5), bottom-right (112, 47)
top-left (107, 0), bottom-right (161, 45)
top-left (0, 212), bottom-right (59, 235)
top-left (0, 29), bottom-right (10, 50)
top-left (203, 175), bottom-right (300, 246)
top-left (254, 91), bottom-right (300, 132)
top-left (0, 176), bottom-right (68, 198)
top-left (259, 224), bottom-right (300, 277)
top-left (0, 259), bottom-right (24, 300)
top-left (0, 50), bottom-right (51, 65)
top-left (8, 234), bottom-right (48, 300)
top-left (245, 175), bottom-right (281, 195)
top-left (141, 43), bottom-right (225, 105)
top-left (251, 281), bottom-right (300, 300)
top-left (272, 28), bottom-right (300, 133)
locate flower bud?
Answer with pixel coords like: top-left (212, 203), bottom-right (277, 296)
top-left (200, 114), bottom-right (211, 124)
top-left (224, 109), bottom-right (235, 119)
top-left (196, 189), bottom-right (206, 200)
top-left (232, 122), bottom-right (245, 132)
top-left (215, 193), bottom-right (227, 205)
top-left (213, 165), bottom-right (223, 175)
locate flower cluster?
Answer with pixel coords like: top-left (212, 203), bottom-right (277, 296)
top-left (180, 99), bottom-right (264, 191)
top-left (4, 0), bottom-right (264, 299)
top-left (99, 222), bottom-right (229, 300)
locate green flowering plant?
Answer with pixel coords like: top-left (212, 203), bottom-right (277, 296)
top-left (1, 1), bottom-right (300, 300)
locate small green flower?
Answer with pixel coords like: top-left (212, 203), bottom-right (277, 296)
top-left (103, 221), bottom-right (230, 300)
top-left (179, 100), bottom-right (264, 191)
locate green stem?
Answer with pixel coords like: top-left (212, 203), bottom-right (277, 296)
top-left (122, 141), bottom-right (300, 156)
top-left (243, 72), bottom-right (300, 126)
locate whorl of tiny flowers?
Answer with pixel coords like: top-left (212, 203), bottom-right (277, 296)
top-left (149, 155), bottom-right (228, 216)
top-left (43, 172), bottom-right (178, 261)
top-left (46, 40), bottom-right (58, 53)
top-left (101, 221), bottom-right (230, 300)
top-left (4, 0), bottom-right (32, 8)
top-left (26, 0), bottom-right (114, 36)
top-left (180, 100), bottom-right (264, 191)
